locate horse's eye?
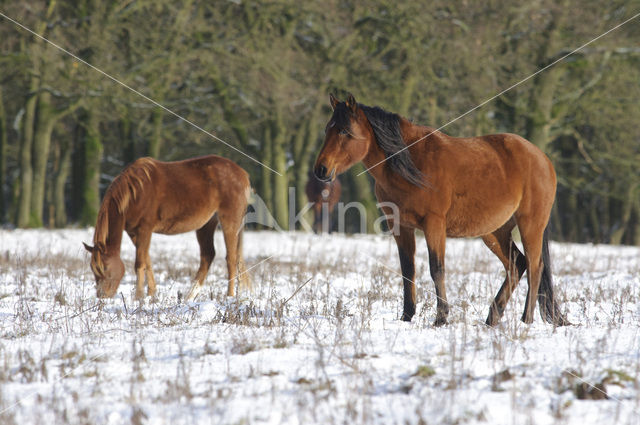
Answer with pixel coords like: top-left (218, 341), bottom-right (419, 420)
top-left (339, 129), bottom-right (349, 136)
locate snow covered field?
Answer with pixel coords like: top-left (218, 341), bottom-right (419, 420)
top-left (0, 228), bottom-right (638, 424)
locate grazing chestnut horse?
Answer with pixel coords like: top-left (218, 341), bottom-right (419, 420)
top-left (314, 93), bottom-right (568, 327)
top-left (305, 170), bottom-right (342, 233)
top-left (83, 155), bottom-right (251, 301)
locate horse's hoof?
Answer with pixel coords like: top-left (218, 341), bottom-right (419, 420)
top-left (401, 313), bottom-right (413, 322)
top-left (185, 283), bottom-right (201, 302)
top-left (433, 317), bottom-right (448, 327)
top-left (520, 315), bottom-right (534, 325)
top-left (485, 318), bottom-right (499, 327)
top-left (485, 313), bottom-right (500, 327)
top-left (555, 317), bottom-right (572, 327)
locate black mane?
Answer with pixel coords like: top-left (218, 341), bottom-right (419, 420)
top-left (358, 104), bottom-right (427, 188)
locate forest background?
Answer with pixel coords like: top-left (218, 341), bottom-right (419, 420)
top-left (0, 0), bottom-right (639, 244)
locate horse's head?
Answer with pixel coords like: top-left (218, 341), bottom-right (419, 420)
top-left (83, 242), bottom-right (125, 298)
top-left (314, 93), bottom-right (373, 182)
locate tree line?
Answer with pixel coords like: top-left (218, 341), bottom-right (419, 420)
top-left (0, 0), bottom-right (639, 244)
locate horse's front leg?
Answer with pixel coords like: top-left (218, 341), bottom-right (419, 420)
top-left (146, 267), bottom-right (157, 297)
top-left (133, 231), bottom-right (153, 300)
top-left (393, 225), bottom-right (416, 322)
top-left (425, 218), bottom-right (449, 326)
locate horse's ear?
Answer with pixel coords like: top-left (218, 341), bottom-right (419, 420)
top-left (329, 93), bottom-right (339, 110)
top-left (83, 242), bottom-right (94, 253)
top-left (345, 93), bottom-right (357, 114)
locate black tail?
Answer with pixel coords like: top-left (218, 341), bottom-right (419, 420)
top-left (538, 227), bottom-right (570, 326)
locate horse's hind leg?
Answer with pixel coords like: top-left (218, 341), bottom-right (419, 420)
top-left (482, 219), bottom-right (527, 326)
top-left (219, 213), bottom-right (243, 297)
top-left (185, 215), bottom-right (219, 302)
top-left (236, 227), bottom-right (251, 292)
top-left (516, 215), bottom-right (547, 324)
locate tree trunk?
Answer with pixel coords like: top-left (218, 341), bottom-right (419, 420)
top-left (610, 184), bottom-right (638, 245)
top-left (589, 197), bottom-right (601, 243)
top-left (70, 119), bottom-right (85, 222)
top-left (30, 92), bottom-right (81, 227)
top-left (80, 111), bottom-right (103, 226)
top-left (212, 75), bottom-right (250, 148)
top-left (525, 68), bottom-right (562, 152)
top-left (259, 124), bottom-right (273, 229)
top-left (52, 138), bottom-right (72, 228)
top-left (428, 97), bottom-right (438, 127)
top-left (29, 91), bottom-right (55, 227)
top-left (14, 0), bottom-right (58, 227)
top-left (397, 71), bottom-right (418, 117)
top-left (15, 89), bottom-right (38, 228)
top-left (348, 165), bottom-right (377, 233)
top-left (121, 114), bottom-right (136, 165)
top-left (524, 9), bottom-right (566, 152)
top-left (632, 200), bottom-right (640, 246)
top-left (0, 86), bottom-right (7, 222)
top-left (566, 191), bottom-right (579, 242)
top-left (148, 107), bottom-right (162, 158)
top-left (291, 100), bottom-right (324, 228)
top-left (291, 121), bottom-right (311, 230)
top-left (271, 108), bottom-right (289, 230)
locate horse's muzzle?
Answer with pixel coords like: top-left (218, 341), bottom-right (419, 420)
top-left (314, 164), bottom-right (334, 182)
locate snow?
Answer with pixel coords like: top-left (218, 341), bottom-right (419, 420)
top-left (0, 228), bottom-right (638, 424)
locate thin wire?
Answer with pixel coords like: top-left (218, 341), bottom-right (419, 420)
top-left (359, 11), bottom-right (640, 176)
top-left (0, 11), bottom-right (282, 176)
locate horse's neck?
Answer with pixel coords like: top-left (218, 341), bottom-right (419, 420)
top-left (99, 199), bottom-right (126, 255)
top-left (400, 119), bottom-right (437, 145)
top-left (361, 118), bottom-right (428, 189)
top-left (361, 117), bottom-right (415, 183)
top-left (361, 140), bottom-right (389, 183)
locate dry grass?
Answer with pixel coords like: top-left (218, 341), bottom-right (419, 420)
top-left (0, 230), bottom-right (637, 424)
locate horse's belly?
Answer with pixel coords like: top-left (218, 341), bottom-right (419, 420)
top-left (446, 200), bottom-right (517, 237)
top-left (154, 211), bottom-right (215, 235)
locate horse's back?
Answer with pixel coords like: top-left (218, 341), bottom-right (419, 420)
top-left (124, 155), bottom-right (250, 234)
top-left (438, 132), bottom-right (555, 187)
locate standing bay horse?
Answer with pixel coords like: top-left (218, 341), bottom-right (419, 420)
top-left (83, 155), bottom-right (251, 301)
top-left (314, 93), bottom-right (568, 327)
top-left (305, 170), bottom-right (341, 233)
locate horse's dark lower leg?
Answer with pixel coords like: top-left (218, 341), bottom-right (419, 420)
top-left (537, 228), bottom-right (570, 326)
top-left (429, 252), bottom-right (448, 326)
top-left (486, 249), bottom-right (526, 325)
top-left (399, 249), bottom-right (416, 321)
top-left (482, 221), bottom-right (527, 326)
top-left (425, 220), bottom-right (448, 327)
top-left (394, 226), bottom-right (416, 322)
